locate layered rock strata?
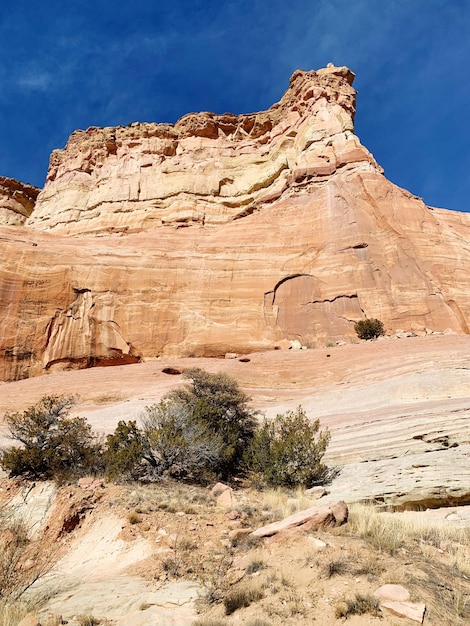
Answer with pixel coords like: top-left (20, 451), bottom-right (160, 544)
top-left (0, 177), bottom-right (39, 225)
top-left (1, 65), bottom-right (470, 380)
top-left (27, 66), bottom-right (379, 235)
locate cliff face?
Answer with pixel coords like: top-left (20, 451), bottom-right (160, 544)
top-left (26, 66), bottom-right (380, 235)
top-left (1, 65), bottom-right (470, 381)
top-left (0, 177), bottom-right (40, 226)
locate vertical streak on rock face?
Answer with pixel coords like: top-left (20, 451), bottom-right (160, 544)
top-left (43, 289), bottom-right (140, 371)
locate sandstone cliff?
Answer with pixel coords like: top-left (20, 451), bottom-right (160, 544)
top-left (0, 176), bottom-right (39, 226)
top-left (1, 65), bottom-right (470, 380)
top-left (27, 66), bottom-right (379, 235)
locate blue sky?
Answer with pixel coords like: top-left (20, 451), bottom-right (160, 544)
top-left (1, 0), bottom-right (469, 212)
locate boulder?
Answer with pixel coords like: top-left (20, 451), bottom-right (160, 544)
top-left (251, 501), bottom-right (348, 537)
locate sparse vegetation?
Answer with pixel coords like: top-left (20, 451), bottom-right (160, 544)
top-left (244, 406), bottom-right (330, 487)
top-left (127, 510), bottom-right (142, 524)
top-left (77, 615), bottom-right (101, 626)
top-left (321, 558), bottom-right (349, 579)
top-left (223, 583), bottom-right (264, 615)
top-left (140, 398), bottom-right (222, 480)
top-left (354, 317), bottom-right (385, 340)
top-left (104, 420), bottom-right (145, 481)
top-left (0, 509), bottom-right (54, 611)
top-left (0, 395), bottom-right (102, 481)
top-left (246, 559), bottom-right (266, 574)
top-left (334, 593), bottom-right (381, 619)
top-left (167, 368), bottom-right (258, 478)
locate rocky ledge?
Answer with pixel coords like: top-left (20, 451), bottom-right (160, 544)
top-left (26, 65), bottom-right (380, 235)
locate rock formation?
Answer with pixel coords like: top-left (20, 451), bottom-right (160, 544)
top-left (1, 65), bottom-right (470, 380)
top-left (0, 177), bottom-right (39, 226)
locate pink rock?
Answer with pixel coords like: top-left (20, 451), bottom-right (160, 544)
top-left (251, 501), bottom-right (348, 537)
top-left (374, 584), bottom-right (410, 602)
top-left (2, 64), bottom-right (470, 381)
top-left (17, 615), bottom-right (40, 626)
top-left (211, 482), bottom-right (230, 497)
top-left (217, 488), bottom-right (237, 509)
top-left (380, 601), bottom-right (426, 624)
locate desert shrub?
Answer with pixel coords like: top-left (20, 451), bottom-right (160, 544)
top-left (167, 368), bottom-right (258, 478)
top-left (354, 318), bottom-right (385, 340)
top-left (104, 420), bottom-right (145, 480)
top-left (1, 396), bottom-right (102, 481)
top-left (139, 398), bottom-right (223, 480)
top-left (223, 584), bottom-right (264, 615)
top-left (0, 511), bottom-right (53, 602)
top-left (334, 593), bottom-right (380, 619)
top-left (244, 406), bottom-right (330, 487)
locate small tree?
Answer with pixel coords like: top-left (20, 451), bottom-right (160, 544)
top-left (139, 399), bottom-right (222, 479)
top-left (354, 318), bottom-right (385, 340)
top-left (167, 368), bottom-right (258, 478)
top-left (1, 395), bottom-right (102, 480)
top-left (245, 406), bottom-right (330, 487)
top-left (104, 420), bottom-right (145, 481)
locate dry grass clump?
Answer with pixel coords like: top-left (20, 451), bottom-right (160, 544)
top-left (0, 598), bottom-right (36, 626)
top-left (342, 503), bottom-right (470, 563)
top-left (127, 510), bottom-right (142, 524)
top-left (335, 593), bottom-right (381, 619)
top-left (320, 558), bottom-right (349, 579)
top-left (77, 616), bottom-right (101, 626)
top-left (236, 487), bottom-right (318, 528)
top-left (223, 583), bottom-right (264, 615)
top-left (336, 503), bottom-right (470, 624)
top-left (119, 481), bottom-right (214, 516)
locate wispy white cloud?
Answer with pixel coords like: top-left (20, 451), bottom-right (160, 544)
top-left (16, 70), bottom-right (53, 91)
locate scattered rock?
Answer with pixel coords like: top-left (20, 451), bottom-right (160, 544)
top-left (161, 367), bottom-right (182, 375)
top-left (374, 584), bottom-right (410, 602)
top-left (77, 477), bottom-right (104, 490)
top-left (217, 488), bottom-right (237, 509)
top-left (211, 482), bottom-right (230, 497)
top-left (380, 600), bottom-right (426, 624)
top-left (251, 501), bottom-right (348, 538)
top-left (306, 486), bottom-right (327, 499)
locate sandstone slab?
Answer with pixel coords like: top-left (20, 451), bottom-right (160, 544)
top-left (251, 501), bottom-right (348, 537)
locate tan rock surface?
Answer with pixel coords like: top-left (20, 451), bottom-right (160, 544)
top-left (28, 66), bottom-right (370, 234)
top-left (2, 67), bottom-right (470, 379)
top-left (1, 335), bottom-right (468, 509)
top-left (251, 501), bottom-right (348, 537)
top-left (0, 176), bottom-right (39, 226)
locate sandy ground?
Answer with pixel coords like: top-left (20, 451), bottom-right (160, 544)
top-left (1, 334), bottom-right (470, 626)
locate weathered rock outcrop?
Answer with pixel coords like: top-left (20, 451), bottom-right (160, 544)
top-left (1, 65), bottom-right (470, 380)
top-left (27, 66), bottom-right (378, 235)
top-left (0, 177), bottom-right (39, 225)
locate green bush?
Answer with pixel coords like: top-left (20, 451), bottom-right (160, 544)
top-left (244, 406), bottom-right (330, 487)
top-left (139, 398), bottom-right (222, 480)
top-left (0, 395), bottom-right (102, 481)
top-left (354, 318), bottom-right (385, 340)
top-left (167, 368), bottom-right (258, 478)
top-left (104, 420), bottom-right (145, 481)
